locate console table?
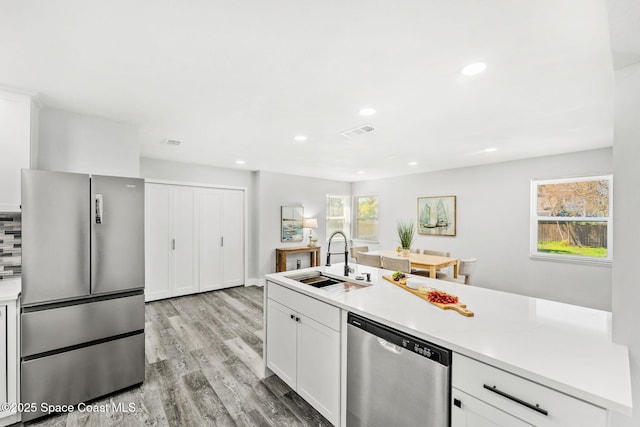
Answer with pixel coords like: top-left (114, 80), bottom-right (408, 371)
top-left (276, 246), bottom-right (322, 272)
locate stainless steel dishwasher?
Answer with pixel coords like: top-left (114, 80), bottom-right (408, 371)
top-left (347, 313), bottom-right (451, 427)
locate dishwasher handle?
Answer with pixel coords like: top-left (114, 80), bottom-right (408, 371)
top-left (377, 338), bottom-right (403, 354)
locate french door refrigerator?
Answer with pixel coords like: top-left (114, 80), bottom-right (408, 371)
top-left (20, 170), bottom-right (145, 422)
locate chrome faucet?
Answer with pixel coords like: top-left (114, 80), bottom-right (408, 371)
top-left (326, 231), bottom-right (351, 276)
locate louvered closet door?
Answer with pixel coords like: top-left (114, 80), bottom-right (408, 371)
top-left (222, 189), bottom-right (245, 287)
top-left (198, 189), bottom-right (224, 291)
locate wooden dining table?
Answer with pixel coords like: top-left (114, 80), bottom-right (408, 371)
top-left (367, 250), bottom-right (459, 279)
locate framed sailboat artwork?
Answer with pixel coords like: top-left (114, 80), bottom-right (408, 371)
top-left (417, 196), bottom-right (456, 236)
top-left (281, 205), bottom-right (304, 242)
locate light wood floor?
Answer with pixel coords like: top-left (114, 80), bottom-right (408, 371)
top-left (29, 286), bottom-right (332, 427)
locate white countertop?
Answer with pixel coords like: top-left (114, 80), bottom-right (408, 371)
top-left (265, 264), bottom-right (632, 416)
top-left (0, 276), bottom-right (21, 301)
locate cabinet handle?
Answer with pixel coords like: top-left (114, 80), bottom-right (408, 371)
top-left (221, 236), bottom-right (224, 247)
top-left (483, 384), bottom-right (548, 416)
top-left (295, 317), bottom-right (300, 322)
top-left (290, 314), bottom-right (295, 320)
top-left (172, 239), bottom-right (176, 250)
top-left (453, 398), bottom-right (462, 408)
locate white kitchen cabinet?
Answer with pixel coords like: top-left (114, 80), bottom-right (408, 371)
top-left (0, 297), bottom-right (20, 426)
top-left (0, 90), bottom-right (38, 212)
top-left (145, 182), bottom-right (245, 302)
top-left (266, 298), bottom-right (298, 387)
top-left (0, 306), bottom-right (6, 406)
top-left (452, 389), bottom-right (533, 427)
top-left (265, 282), bottom-right (341, 426)
top-left (452, 353), bottom-right (607, 427)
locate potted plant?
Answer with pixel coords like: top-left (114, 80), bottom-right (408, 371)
top-left (397, 219), bottom-right (415, 256)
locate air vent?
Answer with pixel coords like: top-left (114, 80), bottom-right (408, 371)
top-left (341, 124), bottom-right (375, 139)
top-left (163, 139), bottom-right (182, 146)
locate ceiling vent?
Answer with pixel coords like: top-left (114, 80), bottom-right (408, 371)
top-left (341, 124), bottom-right (375, 139)
top-left (163, 139), bottom-right (182, 146)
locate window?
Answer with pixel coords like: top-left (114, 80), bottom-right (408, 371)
top-left (531, 175), bottom-right (612, 263)
top-left (326, 195), bottom-right (350, 239)
top-left (354, 195), bottom-right (379, 241)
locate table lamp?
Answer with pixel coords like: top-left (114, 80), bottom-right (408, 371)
top-left (302, 217), bottom-right (318, 247)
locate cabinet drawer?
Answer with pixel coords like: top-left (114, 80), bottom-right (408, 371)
top-left (22, 294), bottom-right (145, 357)
top-left (267, 282), bottom-right (340, 331)
top-left (21, 333), bottom-right (144, 422)
top-left (452, 353), bottom-right (606, 427)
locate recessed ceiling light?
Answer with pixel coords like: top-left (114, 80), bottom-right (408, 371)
top-left (359, 107), bottom-right (376, 116)
top-left (163, 139), bottom-right (182, 146)
top-left (357, 170), bottom-right (365, 174)
top-left (294, 135), bottom-right (308, 142)
top-left (408, 161), bottom-right (418, 166)
top-left (235, 160), bottom-right (246, 165)
top-left (484, 147), bottom-right (497, 153)
top-left (461, 62), bottom-right (487, 76)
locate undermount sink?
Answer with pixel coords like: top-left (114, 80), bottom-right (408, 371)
top-left (286, 271), bottom-right (369, 293)
top-left (286, 271), bottom-right (345, 288)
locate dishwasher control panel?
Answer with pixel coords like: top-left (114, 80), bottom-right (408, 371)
top-left (348, 312), bottom-right (451, 366)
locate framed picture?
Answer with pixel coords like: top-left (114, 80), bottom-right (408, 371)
top-left (417, 196), bottom-right (456, 236)
top-left (281, 206), bottom-right (304, 242)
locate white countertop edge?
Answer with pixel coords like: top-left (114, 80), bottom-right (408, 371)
top-left (265, 266), bottom-right (633, 416)
top-left (0, 277), bottom-right (21, 301)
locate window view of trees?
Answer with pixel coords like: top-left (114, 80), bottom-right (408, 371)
top-left (534, 177), bottom-right (611, 259)
top-left (354, 195), bottom-right (378, 241)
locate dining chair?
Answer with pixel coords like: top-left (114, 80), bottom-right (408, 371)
top-left (350, 246), bottom-right (369, 263)
top-left (358, 252), bottom-right (382, 268)
top-left (381, 256), bottom-right (412, 273)
top-left (412, 249), bottom-right (452, 276)
top-left (438, 258), bottom-right (477, 285)
top-left (423, 249), bottom-right (451, 257)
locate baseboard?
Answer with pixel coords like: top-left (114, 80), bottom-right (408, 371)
top-left (245, 278), bottom-right (265, 287)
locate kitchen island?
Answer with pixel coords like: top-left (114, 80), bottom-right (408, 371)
top-left (264, 264), bottom-right (632, 426)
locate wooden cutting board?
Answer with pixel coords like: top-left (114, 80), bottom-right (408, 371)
top-left (382, 275), bottom-right (474, 317)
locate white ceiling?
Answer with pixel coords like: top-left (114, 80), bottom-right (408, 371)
top-left (0, 0), bottom-right (616, 181)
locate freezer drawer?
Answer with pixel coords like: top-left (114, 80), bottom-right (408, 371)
top-left (21, 333), bottom-right (145, 422)
top-left (22, 293), bottom-right (144, 357)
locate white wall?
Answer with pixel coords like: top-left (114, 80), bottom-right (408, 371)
top-left (257, 171), bottom-right (351, 278)
top-left (352, 148), bottom-right (613, 310)
top-left (38, 107), bottom-right (139, 176)
top-left (139, 157), bottom-right (259, 278)
top-left (140, 157), bottom-right (253, 188)
top-left (611, 64), bottom-right (640, 427)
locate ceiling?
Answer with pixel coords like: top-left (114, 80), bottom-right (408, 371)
top-left (0, 0), bottom-right (617, 181)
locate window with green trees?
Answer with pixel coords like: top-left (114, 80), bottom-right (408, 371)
top-left (531, 175), bottom-right (612, 262)
top-left (354, 195), bottom-right (378, 241)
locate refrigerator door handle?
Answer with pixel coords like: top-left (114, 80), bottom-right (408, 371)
top-left (95, 194), bottom-right (104, 224)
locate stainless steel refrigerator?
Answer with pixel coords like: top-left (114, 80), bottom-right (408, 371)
top-left (20, 170), bottom-right (145, 421)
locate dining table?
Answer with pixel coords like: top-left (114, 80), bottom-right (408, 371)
top-left (366, 250), bottom-right (459, 279)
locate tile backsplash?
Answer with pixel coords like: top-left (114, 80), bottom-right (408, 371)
top-left (0, 213), bottom-right (21, 279)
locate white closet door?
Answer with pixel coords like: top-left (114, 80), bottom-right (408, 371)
top-left (199, 189), bottom-right (224, 291)
top-left (144, 184), bottom-right (172, 302)
top-left (223, 190), bottom-right (245, 287)
top-left (172, 187), bottom-right (199, 296)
